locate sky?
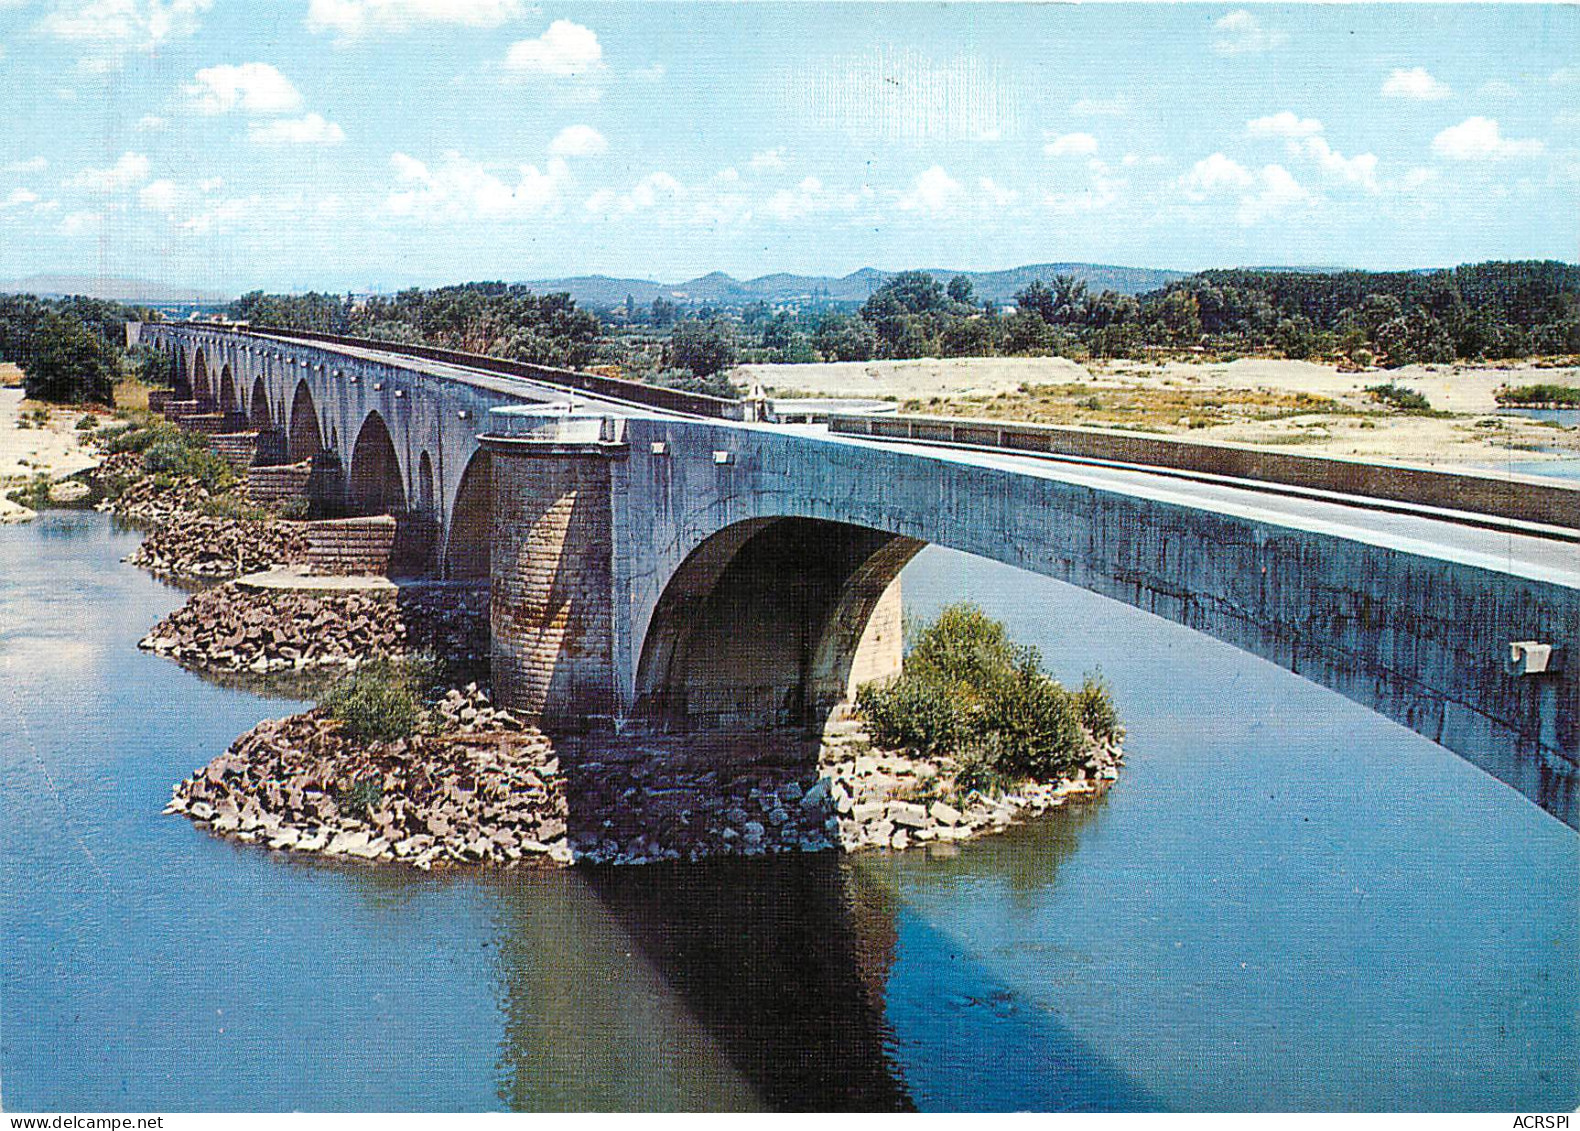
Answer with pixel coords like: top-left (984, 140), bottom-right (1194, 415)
top-left (0, 1), bottom-right (1576, 295)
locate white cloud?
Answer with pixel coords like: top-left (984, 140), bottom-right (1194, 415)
top-left (248, 112), bottom-right (346, 145)
top-left (1247, 111), bottom-right (1323, 139)
top-left (978, 177), bottom-right (1018, 207)
top-left (1044, 132), bottom-right (1098, 157)
top-left (66, 151), bottom-right (150, 191)
top-left (1178, 153), bottom-right (1313, 225)
top-left (583, 171), bottom-right (685, 219)
top-left (548, 125), bottom-right (606, 157)
top-left (760, 175), bottom-right (864, 222)
top-left (184, 63), bottom-right (303, 115)
top-left (384, 150), bottom-right (566, 220)
top-left (714, 167), bottom-right (740, 183)
top-left (0, 188), bottom-right (40, 210)
top-left (1381, 67), bottom-right (1451, 101)
top-left (1071, 95), bottom-right (1128, 117)
top-left (306, 0), bottom-right (523, 38)
top-left (3, 156), bottom-right (48, 174)
top-left (1212, 10), bottom-right (1288, 56)
top-left (748, 147), bottom-right (786, 172)
top-left (135, 114), bottom-right (168, 131)
top-left (1431, 116), bottom-right (1545, 160)
top-left (897, 165), bottom-right (963, 215)
top-left (56, 210), bottom-right (101, 235)
top-left (503, 20), bottom-right (602, 77)
top-left (138, 178), bottom-right (181, 211)
top-left (1247, 113), bottom-right (1377, 191)
top-left (40, 0), bottom-right (212, 70)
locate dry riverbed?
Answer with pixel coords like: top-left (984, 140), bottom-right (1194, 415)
top-left (740, 354), bottom-right (1580, 471)
top-left (0, 377), bottom-right (107, 522)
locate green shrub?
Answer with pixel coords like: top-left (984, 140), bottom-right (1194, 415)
top-left (75, 414), bottom-right (98, 431)
top-left (856, 675), bottom-right (966, 756)
top-left (334, 775), bottom-right (384, 820)
top-left (141, 438), bottom-right (235, 493)
top-left (1365, 382), bottom-right (1433, 413)
top-left (275, 496), bottom-right (311, 520)
top-left (322, 662), bottom-right (419, 742)
top-left (855, 602), bottom-right (1107, 784)
top-left (1496, 383), bottom-right (1580, 407)
top-left (1075, 673), bottom-right (1121, 743)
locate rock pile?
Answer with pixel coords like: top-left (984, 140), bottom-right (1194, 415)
top-left (129, 516), bottom-right (309, 579)
top-left (169, 687), bottom-right (1126, 869)
top-left (91, 452), bottom-right (210, 525)
top-left (817, 719), bottom-right (1124, 852)
top-left (141, 582), bottom-right (488, 672)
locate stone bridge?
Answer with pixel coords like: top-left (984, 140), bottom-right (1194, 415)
top-left (132, 323), bottom-right (1580, 829)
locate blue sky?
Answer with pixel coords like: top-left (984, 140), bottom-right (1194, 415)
top-left (1, 2), bottom-right (1576, 294)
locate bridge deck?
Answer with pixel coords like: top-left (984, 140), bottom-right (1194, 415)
top-left (791, 426), bottom-right (1580, 588)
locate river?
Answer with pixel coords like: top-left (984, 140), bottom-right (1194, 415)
top-left (2, 511), bottom-right (1575, 1112)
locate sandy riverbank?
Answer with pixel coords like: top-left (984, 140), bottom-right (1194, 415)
top-left (0, 374), bottom-right (106, 522)
top-left (739, 355), bottom-right (1580, 471)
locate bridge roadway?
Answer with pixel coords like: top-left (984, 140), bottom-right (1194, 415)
top-left (137, 325), bottom-right (1580, 828)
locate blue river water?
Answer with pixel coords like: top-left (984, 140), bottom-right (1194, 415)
top-left (2, 511), bottom-right (1575, 1112)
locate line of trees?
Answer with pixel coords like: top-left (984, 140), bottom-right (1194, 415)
top-left (227, 283), bottom-right (603, 370)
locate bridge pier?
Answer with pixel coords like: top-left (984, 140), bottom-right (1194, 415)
top-left (483, 428), bottom-right (624, 730)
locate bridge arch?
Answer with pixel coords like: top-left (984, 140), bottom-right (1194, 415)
top-left (347, 410), bottom-right (406, 515)
top-left (287, 381), bottom-right (323, 463)
top-left (172, 345), bottom-right (191, 399)
top-left (633, 517), bottom-right (923, 732)
top-left (191, 348), bottom-right (211, 401)
top-left (218, 364), bottom-right (236, 412)
top-left (416, 451), bottom-right (436, 515)
top-left (444, 449), bottom-right (491, 581)
top-left (248, 375), bottom-right (271, 428)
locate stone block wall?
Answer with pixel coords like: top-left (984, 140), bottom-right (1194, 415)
top-left (486, 439), bottom-right (619, 728)
top-left (208, 431), bottom-right (260, 471)
top-left (245, 461), bottom-right (313, 506)
top-left (300, 516), bottom-right (397, 576)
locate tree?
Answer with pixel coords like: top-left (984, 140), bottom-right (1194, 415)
top-left (947, 274), bottom-right (975, 304)
top-left (814, 313), bottom-right (878, 361)
top-left (650, 297), bottom-right (679, 327)
top-left (22, 311), bottom-right (120, 404)
top-left (669, 318), bottom-right (737, 378)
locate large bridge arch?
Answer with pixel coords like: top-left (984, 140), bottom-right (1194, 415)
top-left (347, 410), bottom-right (407, 515)
top-left (444, 449), bottom-right (491, 580)
top-left (633, 517), bottom-right (922, 732)
top-left (218, 364), bottom-right (237, 413)
top-left (287, 381), bottom-right (324, 463)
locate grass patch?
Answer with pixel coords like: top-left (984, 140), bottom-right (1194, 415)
top-left (1496, 383), bottom-right (1580, 408)
top-left (900, 382), bottom-right (1342, 430)
top-left (1364, 382), bottom-right (1449, 416)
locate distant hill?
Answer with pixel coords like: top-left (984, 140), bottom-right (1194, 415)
top-left (0, 274), bottom-right (232, 304)
top-left (522, 263), bottom-right (1187, 309)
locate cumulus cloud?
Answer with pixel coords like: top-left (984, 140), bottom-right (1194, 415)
top-left (1212, 10), bottom-right (1288, 56)
top-left (1431, 116), bottom-right (1545, 160)
top-left (1247, 112), bottom-right (1378, 191)
top-left (138, 178), bottom-right (182, 211)
top-left (249, 113), bottom-right (347, 145)
top-left (0, 188), bottom-right (40, 210)
top-left (978, 177), bottom-right (1019, 207)
top-left (1178, 153), bottom-right (1313, 225)
top-left (56, 210), bottom-right (101, 235)
top-left (548, 125), bottom-right (606, 157)
top-left (1044, 132), bottom-right (1099, 157)
top-left (184, 63), bottom-right (303, 115)
top-left (897, 165), bottom-right (963, 215)
top-left (39, 0), bottom-right (212, 70)
top-left (748, 147), bottom-right (786, 172)
top-left (583, 171), bottom-right (685, 219)
top-left (306, 0), bottom-right (523, 38)
top-left (503, 20), bottom-right (602, 77)
top-left (1247, 111), bottom-right (1322, 139)
top-left (1381, 67), bottom-right (1451, 101)
top-left (385, 150), bottom-right (566, 220)
top-left (66, 151), bottom-right (150, 191)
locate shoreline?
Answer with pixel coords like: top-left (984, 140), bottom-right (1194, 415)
top-left (0, 384), bottom-right (105, 523)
